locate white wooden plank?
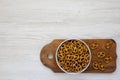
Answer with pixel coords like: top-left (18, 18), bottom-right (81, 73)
top-left (0, 0), bottom-right (120, 80)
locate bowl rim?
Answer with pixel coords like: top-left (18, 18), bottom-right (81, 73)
top-left (55, 39), bottom-right (92, 74)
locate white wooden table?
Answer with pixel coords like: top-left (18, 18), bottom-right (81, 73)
top-left (0, 0), bottom-right (120, 80)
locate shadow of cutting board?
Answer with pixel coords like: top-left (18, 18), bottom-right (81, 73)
top-left (40, 39), bottom-right (117, 73)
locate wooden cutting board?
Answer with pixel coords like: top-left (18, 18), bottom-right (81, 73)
top-left (40, 39), bottom-right (117, 73)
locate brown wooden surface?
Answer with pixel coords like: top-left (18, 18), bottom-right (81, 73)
top-left (40, 39), bottom-right (117, 73)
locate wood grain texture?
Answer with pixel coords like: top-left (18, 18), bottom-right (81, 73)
top-left (40, 39), bottom-right (117, 73)
top-left (0, 0), bottom-right (120, 80)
